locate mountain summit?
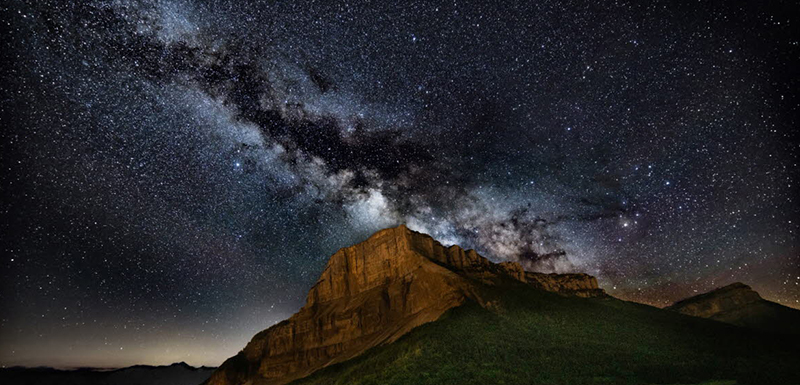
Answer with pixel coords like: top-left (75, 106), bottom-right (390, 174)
top-left (205, 225), bottom-right (604, 385)
top-left (666, 282), bottom-right (800, 334)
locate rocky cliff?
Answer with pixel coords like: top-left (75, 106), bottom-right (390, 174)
top-left (205, 225), bottom-right (605, 385)
top-left (667, 282), bottom-right (800, 335)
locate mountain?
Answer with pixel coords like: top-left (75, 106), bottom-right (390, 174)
top-left (666, 282), bottom-right (800, 334)
top-left (205, 225), bottom-right (605, 385)
top-left (0, 362), bottom-right (216, 385)
top-left (294, 286), bottom-right (800, 385)
top-left (206, 225), bottom-right (800, 385)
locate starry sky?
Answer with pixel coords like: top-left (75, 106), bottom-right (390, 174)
top-left (1, 0), bottom-right (798, 369)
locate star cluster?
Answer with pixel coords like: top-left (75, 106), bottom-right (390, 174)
top-left (1, 0), bottom-right (798, 368)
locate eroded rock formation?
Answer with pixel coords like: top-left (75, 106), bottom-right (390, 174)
top-left (205, 225), bottom-right (605, 385)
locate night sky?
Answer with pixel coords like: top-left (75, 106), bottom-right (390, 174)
top-left (1, 0), bottom-right (798, 369)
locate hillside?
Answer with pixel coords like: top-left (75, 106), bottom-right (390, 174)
top-left (206, 225), bottom-right (800, 385)
top-left (666, 282), bottom-right (800, 335)
top-left (294, 285), bottom-right (800, 385)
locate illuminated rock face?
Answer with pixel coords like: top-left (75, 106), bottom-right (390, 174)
top-left (205, 225), bottom-right (605, 385)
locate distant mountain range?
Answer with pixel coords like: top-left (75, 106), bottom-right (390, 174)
top-left (204, 225), bottom-right (800, 385)
top-left (0, 361), bottom-right (215, 385)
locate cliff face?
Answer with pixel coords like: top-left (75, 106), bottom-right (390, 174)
top-left (205, 225), bottom-right (605, 385)
top-left (667, 282), bottom-right (800, 335)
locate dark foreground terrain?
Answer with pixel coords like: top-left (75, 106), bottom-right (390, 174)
top-left (0, 362), bottom-right (215, 385)
top-left (293, 284), bottom-right (800, 385)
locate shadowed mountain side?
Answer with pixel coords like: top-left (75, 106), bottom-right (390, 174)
top-left (667, 282), bottom-right (800, 335)
top-left (0, 362), bottom-right (216, 385)
top-left (205, 225), bottom-right (605, 385)
top-left (293, 287), bottom-right (800, 385)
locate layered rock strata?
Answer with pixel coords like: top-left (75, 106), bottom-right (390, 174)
top-left (205, 225), bottom-right (605, 385)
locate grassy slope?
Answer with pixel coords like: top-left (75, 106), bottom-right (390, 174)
top-left (294, 284), bottom-right (800, 385)
top-left (711, 300), bottom-right (800, 335)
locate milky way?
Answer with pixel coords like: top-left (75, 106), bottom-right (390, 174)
top-left (1, 0), bottom-right (798, 368)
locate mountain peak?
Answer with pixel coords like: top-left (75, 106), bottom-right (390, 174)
top-left (665, 282), bottom-right (800, 336)
top-left (714, 282), bottom-right (754, 292)
top-left (668, 282), bottom-right (762, 318)
top-left (205, 225), bottom-right (605, 385)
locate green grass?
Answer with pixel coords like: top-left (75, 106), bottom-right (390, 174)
top-left (293, 284), bottom-right (800, 385)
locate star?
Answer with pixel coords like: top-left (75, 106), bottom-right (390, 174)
top-left (1, 0), bottom-right (796, 368)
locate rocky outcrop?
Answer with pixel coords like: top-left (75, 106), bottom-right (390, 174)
top-left (667, 282), bottom-right (800, 335)
top-left (667, 282), bottom-right (762, 318)
top-left (205, 225), bottom-right (605, 385)
top-left (525, 271), bottom-right (604, 298)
